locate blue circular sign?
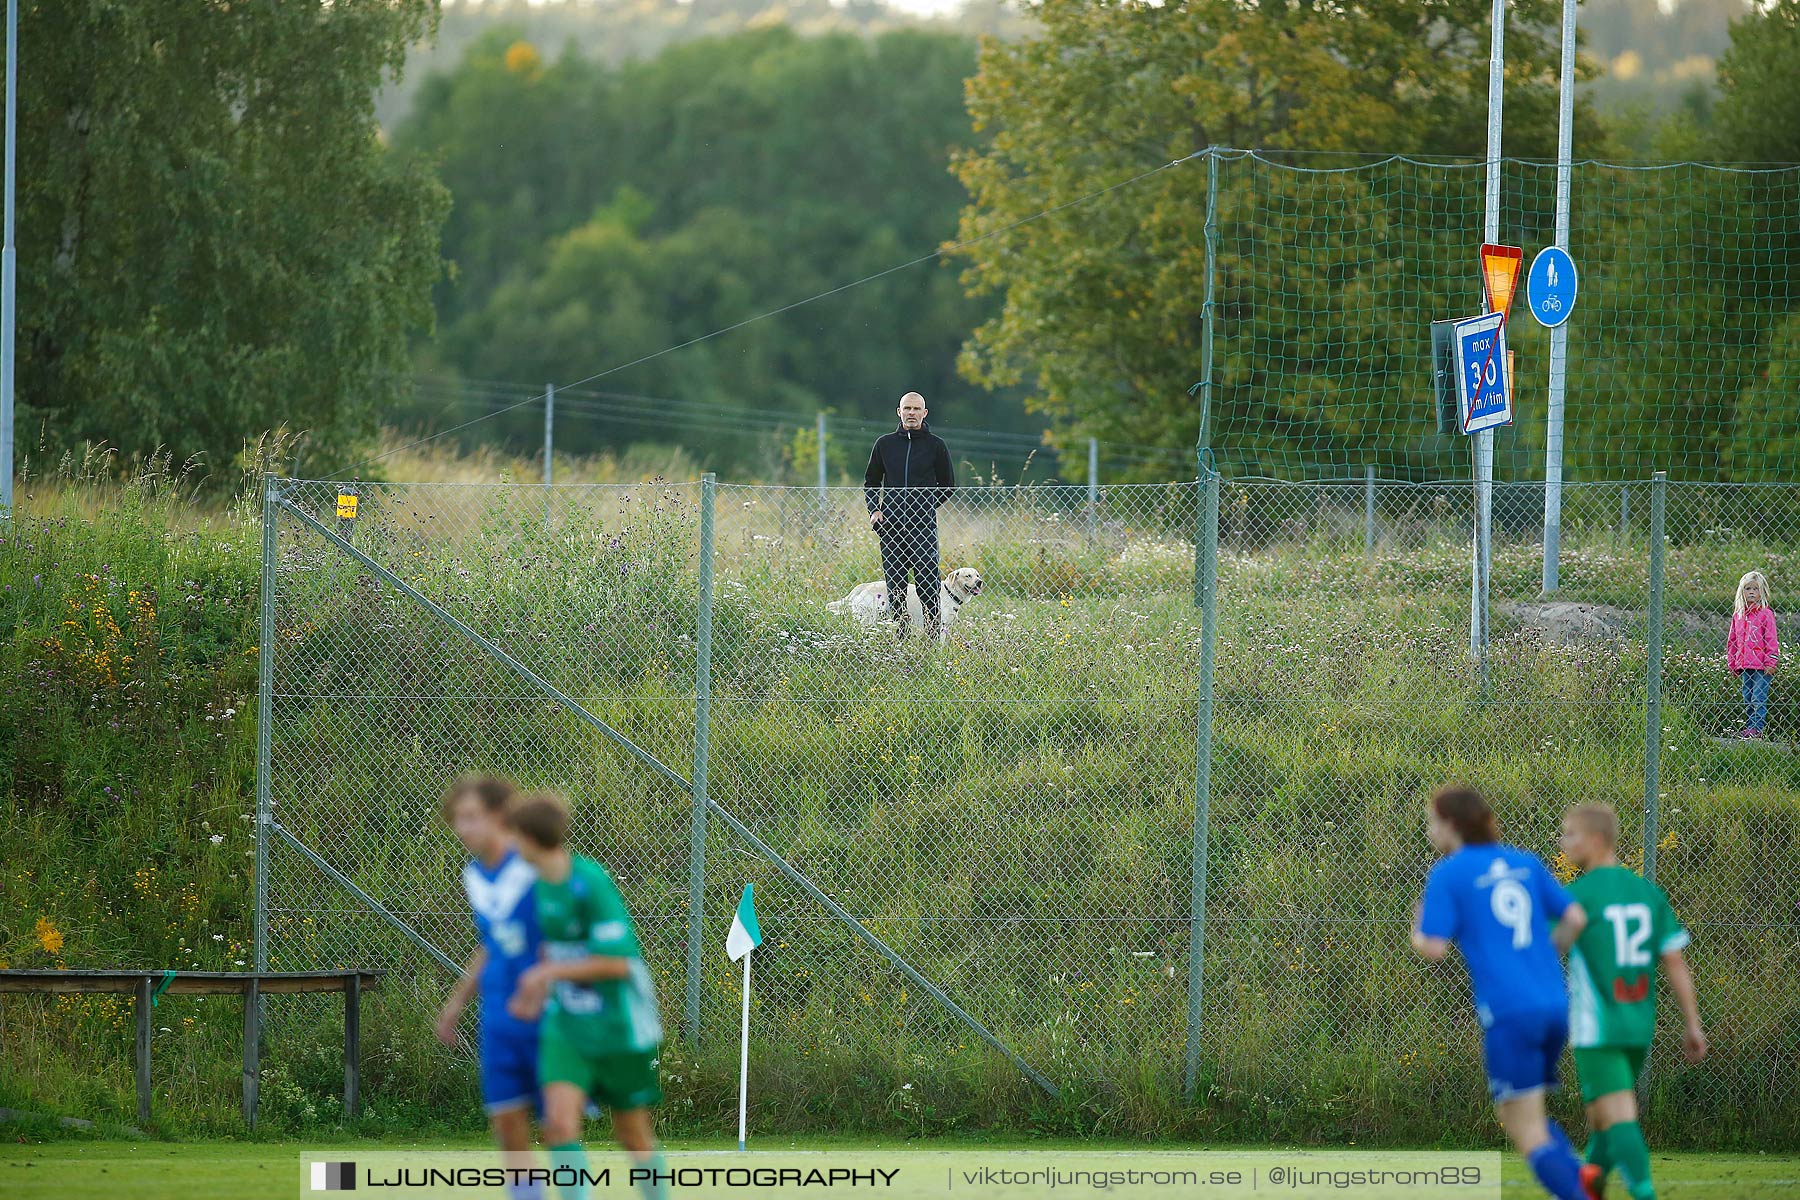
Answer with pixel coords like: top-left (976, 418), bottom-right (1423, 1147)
top-left (1526, 246), bottom-right (1579, 328)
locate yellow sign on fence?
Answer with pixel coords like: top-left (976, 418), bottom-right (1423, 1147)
top-left (336, 494), bottom-right (359, 521)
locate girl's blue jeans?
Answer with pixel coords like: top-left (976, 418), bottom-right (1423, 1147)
top-left (1741, 668), bottom-right (1771, 733)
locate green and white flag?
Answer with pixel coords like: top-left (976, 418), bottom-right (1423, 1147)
top-left (727, 882), bottom-right (763, 1152)
top-left (726, 883), bottom-right (762, 962)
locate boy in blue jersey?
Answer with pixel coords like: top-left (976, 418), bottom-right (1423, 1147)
top-left (1411, 785), bottom-right (1591, 1200)
top-left (435, 777), bottom-right (544, 1200)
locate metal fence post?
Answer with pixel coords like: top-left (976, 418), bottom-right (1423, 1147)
top-left (1184, 466), bottom-right (1220, 1100)
top-left (1364, 465), bottom-right (1376, 558)
top-left (1087, 437), bottom-right (1099, 539)
top-left (254, 477), bottom-right (278, 976)
top-left (816, 412), bottom-right (828, 501)
top-left (543, 385), bottom-right (556, 529)
top-left (1643, 471), bottom-right (1666, 882)
top-left (1620, 483), bottom-right (1631, 542)
top-left (686, 472), bottom-right (717, 1044)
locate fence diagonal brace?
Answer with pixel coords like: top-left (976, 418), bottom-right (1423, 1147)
top-left (276, 497), bottom-right (1059, 1098)
top-left (278, 499), bottom-right (689, 794)
top-left (272, 821), bottom-right (462, 976)
top-left (705, 799), bottom-right (1061, 1100)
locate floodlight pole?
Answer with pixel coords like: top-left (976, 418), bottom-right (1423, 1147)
top-left (1, 0), bottom-right (17, 525)
top-left (1473, 0), bottom-right (1505, 675)
top-left (1542, 0), bottom-right (1578, 594)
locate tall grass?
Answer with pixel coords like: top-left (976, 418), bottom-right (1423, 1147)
top-left (4, 462), bottom-right (1797, 1148)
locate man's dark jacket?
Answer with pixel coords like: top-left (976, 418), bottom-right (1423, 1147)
top-left (864, 421), bottom-right (954, 526)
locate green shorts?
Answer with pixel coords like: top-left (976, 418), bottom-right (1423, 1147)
top-left (538, 1031), bottom-right (663, 1112)
top-left (1572, 1045), bottom-right (1647, 1104)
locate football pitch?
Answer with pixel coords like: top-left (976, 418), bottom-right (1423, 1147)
top-left (3, 1138), bottom-right (1796, 1199)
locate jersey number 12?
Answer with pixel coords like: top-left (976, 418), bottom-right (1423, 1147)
top-left (1603, 903), bottom-right (1653, 967)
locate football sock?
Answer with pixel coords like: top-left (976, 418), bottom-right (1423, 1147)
top-left (1584, 1124), bottom-right (1616, 1179)
top-left (1609, 1121), bottom-right (1657, 1199)
top-left (550, 1142), bottom-right (591, 1200)
top-left (1528, 1125), bottom-right (1588, 1200)
top-left (633, 1149), bottom-right (669, 1200)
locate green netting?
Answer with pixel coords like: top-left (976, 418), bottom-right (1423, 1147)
top-left (1200, 150), bottom-right (1800, 483)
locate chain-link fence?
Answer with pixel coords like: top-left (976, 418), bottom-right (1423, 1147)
top-left (256, 473), bottom-right (1798, 1143)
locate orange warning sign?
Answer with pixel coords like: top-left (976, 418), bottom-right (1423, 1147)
top-left (1481, 243), bottom-right (1525, 321)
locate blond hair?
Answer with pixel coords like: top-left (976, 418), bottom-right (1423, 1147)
top-left (1566, 802), bottom-right (1619, 849)
top-left (1736, 570), bottom-right (1772, 616)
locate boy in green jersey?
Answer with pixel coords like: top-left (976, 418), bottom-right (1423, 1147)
top-left (1560, 803), bottom-right (1708, 1200)
top-left (506, 794), bottom-right (667, 1200)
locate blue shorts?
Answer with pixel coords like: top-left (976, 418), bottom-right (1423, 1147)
top-left (1482, 1008), bottom-right (1568, 1104)
top-left (479, 1024), bottom-right (541, 1116)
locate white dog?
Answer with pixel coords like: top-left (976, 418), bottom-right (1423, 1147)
top-left (827, 567), bottom-right (984, 642)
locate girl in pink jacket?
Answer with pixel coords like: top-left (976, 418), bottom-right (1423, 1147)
top-left (1728, 570), bottom-right (1778, 739)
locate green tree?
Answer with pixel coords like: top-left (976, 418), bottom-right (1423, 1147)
top-left (950, 0), bottom-right (1606, 478)
top-left (16, 1), bottom-right (448, 477)
top-left (1712, 0), bottom-right (1800, 165)
top-left (397, 27), bottom-right (1030, 471)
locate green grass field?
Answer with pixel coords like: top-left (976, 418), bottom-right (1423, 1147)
top-left (2, 1136), bottom-right (1796, 1199)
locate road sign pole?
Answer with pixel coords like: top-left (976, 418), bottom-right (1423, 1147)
top-left (1542, 0), bottom-right (1578, 595)
top-left (1473, 0), bottom-right (1505, 670)
top-left (1, 0), bottom-right (17, 526)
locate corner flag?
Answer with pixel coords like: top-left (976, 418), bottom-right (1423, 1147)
top-left (726, 884), bottom-right (761, 962)
top-left (727, 882), bottom-right (762, 1152)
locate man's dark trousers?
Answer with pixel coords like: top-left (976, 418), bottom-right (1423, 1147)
top-left (880, 520), bottom-right (939, 637)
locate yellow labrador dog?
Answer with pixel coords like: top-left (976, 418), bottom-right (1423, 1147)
top-left (827, 567), bottom-right (984, 642)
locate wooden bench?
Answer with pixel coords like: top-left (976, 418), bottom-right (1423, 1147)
top-left (0, 969), bottom-right (382, 1130)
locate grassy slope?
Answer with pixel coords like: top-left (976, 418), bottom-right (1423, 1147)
top-left (4, 464), bottom-right (1797, 1147)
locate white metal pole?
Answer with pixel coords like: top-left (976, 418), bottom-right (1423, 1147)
top-left (1542, 0), bottom-right (1577, 595)
top-left (816, 412), bottom-right (827, 503)
top-left (1, 0), bottom-right (17, 524)
top-left (1087, 437), bottom-right (1098, 537)
top-left (737, 949), bottom-right (752, 1152)
top-left (1474, 0), bottom-right (1505, 667)
top-left (543, 384), bottom-right (554, 487)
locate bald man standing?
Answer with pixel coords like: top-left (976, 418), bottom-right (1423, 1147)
top-left (864, 392), bottom-right (955, 639)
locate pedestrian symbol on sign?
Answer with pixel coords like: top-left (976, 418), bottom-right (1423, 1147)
top-left (1526, 246), bottom-right (1579, 329)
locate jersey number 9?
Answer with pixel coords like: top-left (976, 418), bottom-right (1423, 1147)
top-left (1490, 879), bottom-right (1533, 949)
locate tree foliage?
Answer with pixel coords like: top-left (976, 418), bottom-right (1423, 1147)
top-left (15, 0), bottom-right (449, 478)
top-left (949, 0), bottom-right (1604, 476)
top-left (395, 26), bottom-right (1031, 466)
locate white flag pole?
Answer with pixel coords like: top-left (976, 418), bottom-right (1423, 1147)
top-left (737, 946), bottom-right (752, 1152)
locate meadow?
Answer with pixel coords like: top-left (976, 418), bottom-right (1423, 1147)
top-left (3, 446), bottom-right (1796, 1150)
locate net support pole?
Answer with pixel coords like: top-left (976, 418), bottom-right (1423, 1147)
top-left (1087, 438), bottom-right (1099, 539)
top-left (254, 478), bottom-right (278, 975)
top-left (544, 384), bottom-right (555, 528)
top-left (0, 0), bottom-right (16, 525)
top-left (816, 412), bottom-right (827, 503)
top-left (1541, 0), bottom-right (1577, 595)
top-left (1184, 465), bottom-right (1219, 1100)
top-left (685, 472), bottom-right (717, 1046)
top-left (1643, 471), bottom-right (1666, 883)
top-left (1473, 0), bottom-right (1504, 676)
top-left (1190, 146), bottom-right (1219, 608)
top-left (1364, 465), bottom-right (1376, 559)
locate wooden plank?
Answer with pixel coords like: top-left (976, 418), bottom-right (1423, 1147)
top-left (343, 973), bottom-right (361, 1121)
top-left (0, 970), bottom-right (383, 996)
top-left (134, 976), bottom-right (153, 1128)
top-left (242, 978), bottom-right (260, 1132)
